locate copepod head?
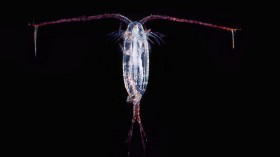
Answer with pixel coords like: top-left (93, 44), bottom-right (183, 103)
top-left (126, 22), bottom-right (145, 36)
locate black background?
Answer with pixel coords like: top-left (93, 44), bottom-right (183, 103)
top-left (1, 1), bottom-right (258, 157)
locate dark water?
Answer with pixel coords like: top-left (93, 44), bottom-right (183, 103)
top-left (1, 1), bottom-right (260, 156)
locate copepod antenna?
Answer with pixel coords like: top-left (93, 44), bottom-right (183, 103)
top-left (140, 14), bottom-right (241, 49)
top-left (29, 14), bottom-right (132, 56)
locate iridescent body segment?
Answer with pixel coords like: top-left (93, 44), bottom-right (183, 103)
top-left (30, 13), bottom-right (240, 157)
top-left (123, 22), bottom-right (149, 105)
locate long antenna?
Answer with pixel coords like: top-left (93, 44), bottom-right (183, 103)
top-left (231, 29), bottom-right (235, 49)
top-left (29, 14), bottom-right (132, 57)
top-left (31, 14), bottom-right (132, 27)
top-left (34, 26), bottom-right (38, 57)
top-left (140, 15), bottom-right (241, 48)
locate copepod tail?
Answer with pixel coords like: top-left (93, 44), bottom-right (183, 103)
top-left (127, 103), bottom-right (147, 157)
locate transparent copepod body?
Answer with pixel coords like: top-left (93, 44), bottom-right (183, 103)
top-left (123, 22), bottom-right (149, 105)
